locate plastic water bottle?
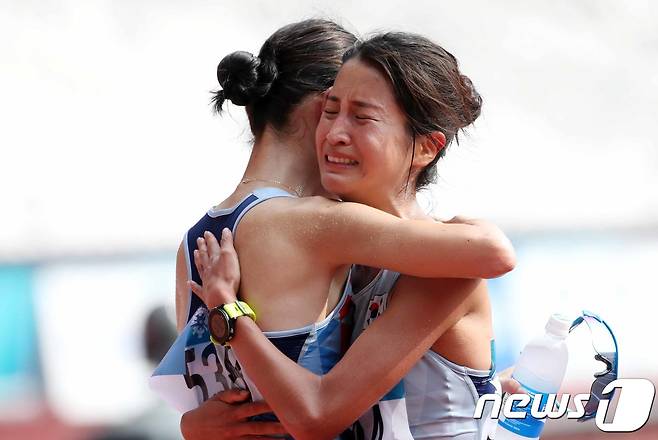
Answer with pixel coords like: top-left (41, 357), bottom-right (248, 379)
top-left (495, 314), bottom-right (571, 439)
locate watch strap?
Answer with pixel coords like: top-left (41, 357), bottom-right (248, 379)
top-left (222, 301), bottom-right (257, 322)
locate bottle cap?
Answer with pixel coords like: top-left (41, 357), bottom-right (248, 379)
top-left (545, 314), bottom-right (571, 338)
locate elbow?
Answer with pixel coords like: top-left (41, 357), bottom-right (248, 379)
top-left (276, 379), bottom-right (346, 439)
top-left (286, 410), bottom-right (339, 440)
top-left (293, 428), bottom-right (343, 440)
top-left (289, 426), bottom-right (332, 440)
top-left (481, 233), bottom-right (516, 279)
top-left (491, 244), bottom-right (517, 278)
top-left (284, 396), bottom-right (345, 440)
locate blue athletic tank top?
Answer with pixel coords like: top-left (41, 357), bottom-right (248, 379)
top-left (150, 188), bottom-right (354, 425)
top-left (184, 187), bottom-right (294, 323)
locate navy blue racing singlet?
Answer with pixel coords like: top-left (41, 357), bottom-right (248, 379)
top-left (151, 188), bottom-right (354, 440)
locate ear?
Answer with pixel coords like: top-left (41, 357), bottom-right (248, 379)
top-left (413, 131), bottom-right (446, 168)
top-left (309, 89), bottom-right (330, 124)
top-left (317, 87), bottom-right (332, 108)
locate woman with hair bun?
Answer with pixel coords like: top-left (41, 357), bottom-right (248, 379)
top-left (187, 30), bottom-right (512, 440)
top-left (164, 21), bottom-right (514, 440)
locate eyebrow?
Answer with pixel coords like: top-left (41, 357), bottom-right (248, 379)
top-left (327, 95), bottom-right (383, 111)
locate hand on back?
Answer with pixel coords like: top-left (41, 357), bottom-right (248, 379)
top-left (180, 388), bottom-right (287, 440)
top-left (189, 229), bottom-right (241, 309)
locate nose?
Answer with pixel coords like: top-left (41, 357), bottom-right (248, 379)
top-left (325, 115), bottom-right (350, 146)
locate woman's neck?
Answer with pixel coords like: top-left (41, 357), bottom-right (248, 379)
top-left (240, 127), bottom-right (328, 198)
top-left (379, 197), bottom-right (430, 220)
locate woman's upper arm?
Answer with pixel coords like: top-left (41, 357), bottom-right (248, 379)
top-left (295, 198), bottom-right (515, 279)
top-left (175, 241), bottom-right (189, 333)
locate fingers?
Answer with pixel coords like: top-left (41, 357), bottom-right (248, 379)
top-left (234, 401), bottom-right (274, 420)
top-left (193, 249), bottom-right (202, 273)
top-left (220, 230), bottom-right (238, 260)
top-left (235, 420), bottom-right (288, 437)
top-left (219, 230), bottom-right (240, 282)
top-left (220, 227), bottom-right (234, 248)
top-left (194, 237), bottom-right (209, 274)
top-left (499, 366), bottom-right (514, 379)
top-left (503, 378), bottom-right (522, 394)
top-left (204, 230), bottom-right (221, 257)
top-left (211, 388), bottom-right (250, 404)
top-left (188, 280), bottom-right (203, 296)
top-left (193, 230), bottom-right (240, 301)
top-left (498, 365), bottom-right (523, 394)
top-left (197, 235), bottom-right (208, 256)
top-left (252, 422), bottom-right (287, 436)
top-left (219, 231), bottom-right (238, 263)
top-left (196, 229), bottom-right (232, 262)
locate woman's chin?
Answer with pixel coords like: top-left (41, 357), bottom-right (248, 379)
top-left (320, 174), bottom-right (351, 196)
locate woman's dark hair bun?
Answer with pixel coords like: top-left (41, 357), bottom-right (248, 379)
top-left (213, 51), bottom-right (278, 111)
top-left (211, 19), bottom-right (356, 136)
top-left (458, 74), bottom-right (482, 128)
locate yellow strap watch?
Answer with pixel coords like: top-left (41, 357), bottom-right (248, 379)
top-left (208, 301), bottom-right (256, 346)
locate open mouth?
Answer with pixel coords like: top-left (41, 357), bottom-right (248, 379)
top-left (325, 155), bottom-right (359, 166)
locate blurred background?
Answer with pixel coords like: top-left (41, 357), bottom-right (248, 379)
top-left (1, 0), bottom-right (657, 438)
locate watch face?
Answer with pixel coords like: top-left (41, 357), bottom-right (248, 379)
top-left (209, 310), bottom-right (229, 343)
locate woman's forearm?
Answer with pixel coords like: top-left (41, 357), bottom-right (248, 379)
top-left (392, 218), bottom-right (516, 279)
top-left (303, 200), bottom-right (516, 280)
top-left (445, 218), bottom-right (516, 279)
top-left (228, 276), bottom-right (478, 439)
top-left (229, 317), bottom-right (329, 439)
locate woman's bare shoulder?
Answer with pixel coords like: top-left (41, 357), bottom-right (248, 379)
top-left (228, 195), bottom-right (341, 239)
top-left (241, 195), bottom-right (358, 224)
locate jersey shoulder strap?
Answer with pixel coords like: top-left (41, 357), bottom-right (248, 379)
top-left (184, 187), bottom-right (295, 322)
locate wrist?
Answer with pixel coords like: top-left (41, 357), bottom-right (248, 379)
top-left (229, 314), bottom-right (254, 343)
top-left (206, 288), bottom-right (237, 309)
top-left (208, 301), bottom-right (256, 346)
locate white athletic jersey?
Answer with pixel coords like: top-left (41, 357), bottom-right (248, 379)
top-left (348, 268), bottom-right (500, 440)
top-left (405, 347), bottom-right (500, 439)
top-left (348, 269), bottom-right (414, 440)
